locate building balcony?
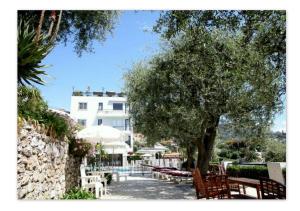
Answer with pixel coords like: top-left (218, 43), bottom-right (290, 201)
top-left (97, 109), bottom-right (129, 117)
top-left (112, 125), bottom-right (132, 131)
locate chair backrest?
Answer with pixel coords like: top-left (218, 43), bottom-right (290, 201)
top-left (192, 168), bottom-right (207, 198)
top-left (80, 164), bottom-right (87, 187)
top-left (192, 168), bottom-right (231, 199)
top-left (267, 162), bottom-right (285, 185)
top-left (208, 164), bottom-right (226, 175)
top-left (260, 177), bottom-right (286, 199)
top-left (80, 164), bottom-right (86, 177)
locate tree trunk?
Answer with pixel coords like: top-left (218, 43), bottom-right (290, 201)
top-left (196, 117), bottom-right (220, 175)
top-left (50, 10), bottom-right (63, 43)
top-left (35, 10), bottom-right (45, 44)
top-left (186, 144), bottom-right (196, 171)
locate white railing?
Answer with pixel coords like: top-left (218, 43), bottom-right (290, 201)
top-left (98, 109), bottom-right (129, 114)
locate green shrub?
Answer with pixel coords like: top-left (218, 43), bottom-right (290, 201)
top-left (264, 140), bottom-right (286, 162)
top-left (18, 86), bottom-right (71, 139)
top-left (226, 165), bottom-right (269, 179)
top-left (127, 154), bottom-right (142, 162)
top-left (18, 19), bottom-right (53, 86)
top-left (62, 187), bottom-right (96, 199)
top-left (69, 138), bottom-right (92, 158)
top-left (18, 86), bottom-right (48, 121)
top-left (41, 111), bottom-right (70, 139)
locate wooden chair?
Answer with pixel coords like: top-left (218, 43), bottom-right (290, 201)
top-left (192, 168), bottom-right (231, 199)
top-left (208, 164), bottom-right (225, 175)
top-left (260, 177), bottom-right (286, 199)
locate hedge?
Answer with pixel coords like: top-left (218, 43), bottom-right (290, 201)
top-left (226, 165), bottom-right (286, 182)
top-left (226, 165), bottom-right (269, 179)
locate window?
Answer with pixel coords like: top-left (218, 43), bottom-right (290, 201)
top-left (98, 119), bottom-right (102, 125)
top-left (78, 102), bottom-right (87, 110)
top-left (125, 119), bottom-right (129, 130)
top-left (78, 119), bottom-right (86, 126)
top-left (112, 119), bottom-right (124, 130)
top-left (98, 102), bottom-right (103, 110)
top-left (125, 135), bottom-right (131, 147)
top-left (113, 103), bottom-right (123, 110)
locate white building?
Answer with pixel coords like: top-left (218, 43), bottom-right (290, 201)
top-left (70, 90), bottom-right (133, 166)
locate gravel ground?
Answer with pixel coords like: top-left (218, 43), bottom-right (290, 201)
top-left (100, 174), bottom-right (258, 200)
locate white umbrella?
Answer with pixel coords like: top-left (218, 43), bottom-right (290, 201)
top-left (76, 125), bottom-right (128, 167)
top-left (76, 125), bottom-right (126, 144)
top-left (141, 153), bottom-right (152, 157)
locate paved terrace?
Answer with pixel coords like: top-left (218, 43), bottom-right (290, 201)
top-left (101, 175), bottom-right (195, 200)
top-left (101, 175), bottom-right (258, 200)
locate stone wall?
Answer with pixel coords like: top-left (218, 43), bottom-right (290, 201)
top-left (65, 155), bottom-right (81, 192)
top-left (17, 122), bottom-right (81, 199)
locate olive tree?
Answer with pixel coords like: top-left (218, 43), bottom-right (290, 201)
top-left (125, 23), bottom-right (285, 174)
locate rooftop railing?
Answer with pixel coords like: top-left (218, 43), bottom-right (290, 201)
top-left (72, 91), bottom-right (126, 97)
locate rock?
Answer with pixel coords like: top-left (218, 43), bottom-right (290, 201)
top-left (20, 175), bottom-right (30, 186)
top-left (18, 158), bottom-right (28, 165)
top-left (17, 145), bottom-right (23, 152)
top-left (27, 183), bottom-right (33, 193)
top-left (45, 145), bottom-right (52, 155)
top-left (22, 146), bottom-right (32, 157)
top-left (19, 129), bottom-right (28, 139)
top-left (26, 156), bottom-right (39, 171)
top-left (36, 183), bottom-right (44, 194)
top-left (24, 124), bottom-right (33, 131)
top-left (50, 190), bottom-right (56, 199)
top-left (18, 188), bottom-right (27, 199)
top-left (38, 174), bottom-right (45, 182)
top-left (32, 172), bottom-right (39, 182)
top-left (37, 141), bottom-right (45, 151)
top-left (31, 137), bottom-right (39, 147)
top-left (52, 145), bottom-right (60, 158)
top-left (17, 164), bottom-right (25, 173)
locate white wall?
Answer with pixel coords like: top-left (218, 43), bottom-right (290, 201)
top-left (70, 95), bottom-right (134, 153)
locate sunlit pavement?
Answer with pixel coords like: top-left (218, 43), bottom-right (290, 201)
top-left (101, 174), bottom-right (195, 200)
top-left (100, 174), bottom-right (258, 200)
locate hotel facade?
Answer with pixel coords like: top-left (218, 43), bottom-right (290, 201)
top-left (70, 89), bottom-right (133, 166)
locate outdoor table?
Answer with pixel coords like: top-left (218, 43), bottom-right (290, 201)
top-left (228, 177), bottom-right (261, 199)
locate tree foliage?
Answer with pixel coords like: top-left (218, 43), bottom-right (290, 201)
top-left (154, 10), bottom-right (286, 97)
top-left (126, 11), bottom-right (285, 174)
top-left (17, 10), bottom-right (119, 86)
top-left (18, 10), bottom-right (119, 56)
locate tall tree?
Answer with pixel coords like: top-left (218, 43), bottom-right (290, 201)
top-left (126, 11), bottom-right (285, 174)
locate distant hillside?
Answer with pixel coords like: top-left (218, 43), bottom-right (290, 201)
top-left (217, 123), bottom-right (286, 143)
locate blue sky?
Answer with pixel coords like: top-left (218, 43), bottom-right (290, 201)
top-left (38, 11), bottom-right (161, 109)
top-left (38, 11), bottom-right (286, 132)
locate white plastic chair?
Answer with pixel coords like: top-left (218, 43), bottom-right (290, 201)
top-left (89, 171), bottom-right (108, 194)
top-left (80, 165), bottom-right (104, 198)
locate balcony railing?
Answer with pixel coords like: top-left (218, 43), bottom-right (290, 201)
top-left (98, 109), bottom-right (129, 114)
top-left (112, 126), bottom-right (132, 131)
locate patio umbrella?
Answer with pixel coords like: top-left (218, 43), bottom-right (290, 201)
top-left (141, 153), bottom-right (152, 157)
top-left (76, 125), bottom-right (127, 167)
top-left (76, 125), bottom-right (126, 144)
